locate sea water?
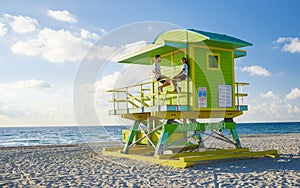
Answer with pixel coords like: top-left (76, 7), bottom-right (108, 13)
top-left (0, 122), bottom-right (299, 147)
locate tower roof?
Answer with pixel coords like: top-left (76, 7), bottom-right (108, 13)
top-left (117, 29), bottom-right (252, 64)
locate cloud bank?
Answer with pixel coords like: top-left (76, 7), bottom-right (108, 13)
top-left (240, 65), bottom-right (271, 77)
top-left (274, 37), bottom-right (300, 54)
top-left (47, 10), bottom-right (77, 23)
top-left (286, 88), bottom-right (300, 100)
top-left (0, 21), bottom-right (7, 36)
top-left (4, 14), bottom-right (38, 34)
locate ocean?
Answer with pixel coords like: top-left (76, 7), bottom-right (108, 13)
top-left (0, 122), bottom-right (299, 147)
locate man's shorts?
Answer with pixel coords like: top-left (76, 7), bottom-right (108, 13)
top-left (157, 76), bottom-right (166, 84)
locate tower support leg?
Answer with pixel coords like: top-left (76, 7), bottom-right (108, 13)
top-left (154, 127), bottom-right (169, 156)
top-left (194, 131), bottom-right (205, 148)
top-left (230, 128), bottom-right (242, 148)
top-left (123, 120), bottom-right (139, 154)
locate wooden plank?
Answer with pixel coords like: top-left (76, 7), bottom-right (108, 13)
top-left (103, 147), bottom-right (279, 168)
top-left (103, 150), bottom-right (194, 168)
top-left (180, 150), bottom-right (279, 162)
top-left (160, 91), bottom-right (190, 95)
top-left (156, 148), bottom-right (249, 159)
top-left (235, 93), bottom-right (248, 97)
top-left (108, 99), bottom-right (127, 102)
top-left (102, 147), bottom-right (123, 152)
top-left (120, 145), bottom-right (155, 154)
top-left (235, 82), bottom-right (249, 86)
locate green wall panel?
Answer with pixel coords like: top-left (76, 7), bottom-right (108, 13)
top-left (191, 47), bottom-right (233, 109)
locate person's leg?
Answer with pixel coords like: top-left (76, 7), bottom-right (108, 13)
top-left (160, 81), bottom-right (170, 92)
top-left (172, 80), bottom-right (177, 91)
top-left (172, 75), bottom-right (179, 91)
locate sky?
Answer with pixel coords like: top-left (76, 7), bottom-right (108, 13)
top-left (0, 0), bottom-right (300, 126)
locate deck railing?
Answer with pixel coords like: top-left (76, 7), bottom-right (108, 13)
top-left (235, 82), bottom-right (249, 111)
top-left (107, 79), bottom-right (189, 114)
top-left (107, 81), bottom-right (248, 114)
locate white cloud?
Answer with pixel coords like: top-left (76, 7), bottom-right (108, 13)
top-left (286, 88), bottom-right (300, 100)
top-left (240, 65), bottom-right (271, 77)
top-left (47, 10), bottom-right (77, 23)
top-left (11, 27), bottom-right (120, 63)
top-left (275, 37), bottom-right (294, 43)
top-left (261, 91), bottom-right (276, 98)
top-left (0, 79), bottom-right (75, 125)
top-left (87, 40), bottom-right (148, 62)
top-left (0, 79), bottom-right (52, 90)
top-left (4, 14), bottom-right (38, 34)
top-left (274, 37), bottom-right (300, 53)
top-left (11, 28), bottom-right (93, 63)
top-left (110, 40), bottom-right (148, 62)
top-left (0, 86), bottom-right (75, 125)
top-left (100, 28), bottom-right (107, 35)
top-left (85, 44), bottom-right (118, 61)
top-left (75, 72), bottom-right (122, 125)
top-left (124, 40), bottom-right (148, 53)
top-left (244, 98), bottom-right (300, 122)
top-left (286, 103), bottom-right (300, 114)
top-left (11, 28), bottom-right (149, 63)
top-left (95, 72), bottom-right (121, 92)
top-left (0, 21), bottom-right (7, 36)
top-left (11, 39), bottom-right (42, 56)
top-left (94, 71), bottom-right (133, 125)
top-left (80, 29), bottom-right (100, 41)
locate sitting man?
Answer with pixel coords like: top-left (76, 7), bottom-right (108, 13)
top-left (152, 55), bottom-right (171, 93)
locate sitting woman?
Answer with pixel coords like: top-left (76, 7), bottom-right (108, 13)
top-left (172, 57), bottom-right (188, 92)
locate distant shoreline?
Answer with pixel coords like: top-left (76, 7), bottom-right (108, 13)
top-left (0, 121), bottom-right (300, 128)
top-left (1, 133), bottom-right (299, 150)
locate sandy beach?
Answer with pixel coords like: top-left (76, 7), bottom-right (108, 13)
top-left (0, 134), bottom-right (299, 187)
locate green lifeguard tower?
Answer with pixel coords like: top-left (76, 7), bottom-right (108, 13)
top-left (103, 29), bottom-right (278, 168)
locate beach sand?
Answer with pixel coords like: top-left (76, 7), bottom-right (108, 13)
top-left (0, 134), bottom-right (299, 187)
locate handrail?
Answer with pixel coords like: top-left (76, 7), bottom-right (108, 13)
top-left (235, 82), bottom-right (249, 111)
top-left (106, 79), bottom-right (168, 93)
top-left (107, 77), bottom-right (189, 112)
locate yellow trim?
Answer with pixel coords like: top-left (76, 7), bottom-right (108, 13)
top-left (103, 150), bottom-right (193, 168)
top-left (103, 147), bottom-right (279, 168)
top-left (180, 150), bottom-right (279, 162)
top-left (235, 82), bottom-right (250, 86)
top-left (157, 148), bottom-right (250, 159)
top-left (121, 113), bottom-right (149, 120)
top-left (190, 46), bottom-right (195, 107)
top-left (232, 51), bottom-right (235, 107)
top-left (191, 44), bottom-right (234, 52)
top-left (150, 110), bottom-right (243, 119)
top-left (207, 52), bottom-right (220, 70)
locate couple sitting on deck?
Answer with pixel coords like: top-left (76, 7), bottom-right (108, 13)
top-left (152, 54), bottom-right (188, 93)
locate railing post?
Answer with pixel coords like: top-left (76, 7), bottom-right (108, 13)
top-left (125, 88), bottom-right (128, 112)
top-left (140, 84), bottom-right (143, 108)
top-left (236, 83), bottom-right (240, 110)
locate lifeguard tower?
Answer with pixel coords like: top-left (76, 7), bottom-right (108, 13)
top-left (103, 29), bottom-right (278, 168)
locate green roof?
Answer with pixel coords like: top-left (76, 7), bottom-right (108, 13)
top-left (117, 29), bottom-right (252, 64)
top-left (188, 29), bottom-right (252, 49)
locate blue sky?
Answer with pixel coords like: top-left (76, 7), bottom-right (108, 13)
top-left (0, 0), bottom-right (299, 126)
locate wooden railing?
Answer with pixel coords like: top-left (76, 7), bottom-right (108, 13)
top-left (107, 79), bottom-right (189, 113)
top-left (235, 82), bottom-right (249, 111)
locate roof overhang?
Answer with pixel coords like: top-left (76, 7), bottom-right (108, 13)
top-left (234, 49), bottom-right (247, 58)
top-left (117, 41), bottom-right (187, 65)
